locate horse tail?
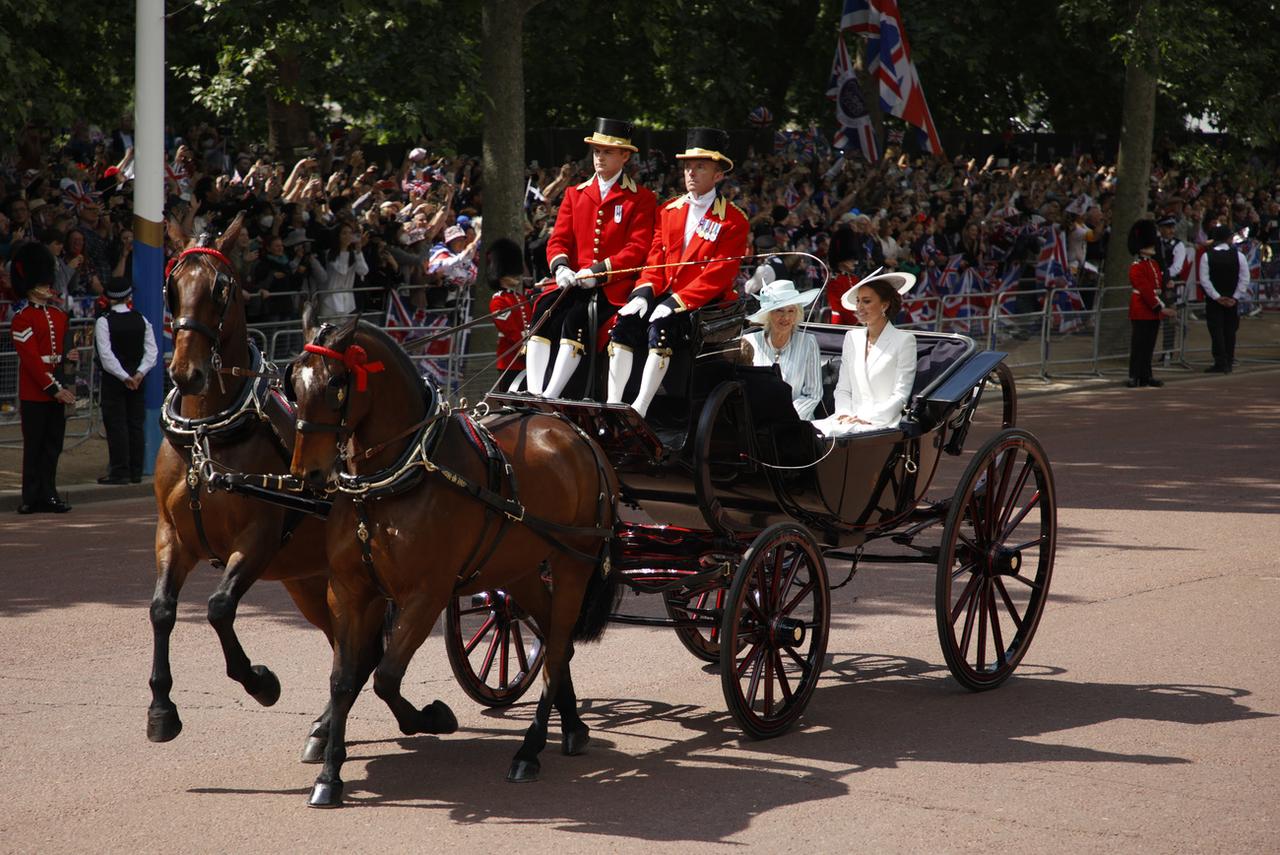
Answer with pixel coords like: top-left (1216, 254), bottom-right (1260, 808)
top-left (572, 541), bottom-right (622, 642)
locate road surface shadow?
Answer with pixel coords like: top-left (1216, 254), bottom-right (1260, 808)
top-left (189, 653), bottom-right (1270, 841)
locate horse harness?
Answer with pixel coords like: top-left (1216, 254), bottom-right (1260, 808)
top-left (165, 243), bottom-right (242, 392)
top-left (161, 343), bottom-right (300, 569)
top-left (299, 337), bottom-right (615, 597)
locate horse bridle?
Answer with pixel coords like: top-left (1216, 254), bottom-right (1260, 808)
top-left (294, 324), bottom-right (385, 449)
top-left (165, 244), bottom-right (238, 379)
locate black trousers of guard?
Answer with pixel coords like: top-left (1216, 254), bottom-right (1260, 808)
top-left (530, 287), bottom-right (619, 350)
top-left (100, 378), bottom-right (145, 480)
top-left (1128, 319), bottom-right (1159, 384)
top-left (1203, 299), bottom-right (1239, 370)
top-left (20, 399), bottom-right (67, 506)
top-left (609, 292), bottom-right (690, 354)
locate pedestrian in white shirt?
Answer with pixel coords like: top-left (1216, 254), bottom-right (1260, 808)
top-left (1196, 223), bottom-right (1249, 373)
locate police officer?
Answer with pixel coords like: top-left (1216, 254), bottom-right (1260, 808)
top-left (1197, 224), bottom-right (1249, 373)
top-left (528, 118), bottom-right (657, 399)
top-left (94, 276), bottom-right (158, 484)
top-left (9, 242), bottom-right (77, 513)
top-left (608, 127), bottom-right (749, 416)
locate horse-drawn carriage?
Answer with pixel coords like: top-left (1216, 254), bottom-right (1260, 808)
top-left (155, 224), bottom-right (1056, 805)
top-left (457, 299), bottom-right (1056, 738)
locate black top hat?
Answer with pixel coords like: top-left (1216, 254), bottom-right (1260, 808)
top-left (1209, 224), bottom-right (1232, 243)
top-left (486, 237), bottom-right (525, 284)
top-left (1127, 219), bottom-right (1159, 254)
top-left (583, 118), bottom-right (638, 153)
top-left (9, 241), bottom-right (57, 300)
top-left (106, 276), bottom-right (133, 300)
top-left (676, 127), bottom-right (733, 172)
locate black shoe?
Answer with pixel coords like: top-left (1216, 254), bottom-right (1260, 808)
top-left (40, 498), bottom-right (72, 514)
top-left (16, 504), bottom-right (37, 515)
top-left (1146, 378), bottom-right (1164, 388)
top-left (1125, 378), bottom-right (1140, 388)
top-left (97, 476), bottom-right (130, 485)
top-left (130, 476), bottom-right (143, 484)
top-left (1204, 365), bottom-right (1227, 373)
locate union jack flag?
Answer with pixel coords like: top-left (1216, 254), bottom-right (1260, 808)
top-left (1035, 226), bottom-right (1086, 332)
top-left (827, 34), bottom-right (879, 163)
top-left (61, 181), bottom-right (98, 210)
top-left (385, 288), bottom-right (453, 387)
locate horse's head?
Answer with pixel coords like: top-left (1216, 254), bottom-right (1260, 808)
top-left (168, 213), bottom-right (246, 396)
top-left (290, 304), bottom-right (387, 489)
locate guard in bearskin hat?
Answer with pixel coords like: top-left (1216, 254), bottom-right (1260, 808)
top-left (94, 276), bottom-right (158, 484)
top-left (486, 237), bottom-right (532, 378)
top-left (526, 117), bottom-right (658, 400)
top-left (8, 241), bottom-right (78, 512)
top-left (606, 127), bottom-right (750, 417)
top-left (1126, 219), bottom-right (1173, 388)
top-left (826, 225), bottom-right (862, 325)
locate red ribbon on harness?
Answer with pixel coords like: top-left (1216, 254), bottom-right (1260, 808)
top-left (303, 343), bottom-right (385, 392)
top-left (167, 246), bottom-right (234, 279)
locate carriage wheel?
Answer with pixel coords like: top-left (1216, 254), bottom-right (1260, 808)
top-left (663, 581), bottom-right (731, 663)
top-left (446, 589), bottom-right (545, 707)
top-left (936, 428), bottom-right (1056, 691)
top-left (719, 523), bottom-right (829, 739)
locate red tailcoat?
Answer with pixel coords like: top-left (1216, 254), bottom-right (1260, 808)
top-left (1129, 256), bottom-right (1164, 321)
top-left (546, 173), bottom-right (657, 306)
top-left (490, 289), bottom-right (531, 370)
top-left (11, 301), bottom-right (70, 402)
top-left (828, 273), bottom-right (860, 325)
top-left (635, 192), bottom-right (749, 311)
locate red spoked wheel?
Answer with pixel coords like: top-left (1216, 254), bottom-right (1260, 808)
top-left (446, 590), bottom-right (545, 707)
top-left (663, 580), bottom-right (732, 663)
top-left (719, 523), bottom-right (829, 739)
top-left (936, 428), bottom-right (1056, 691)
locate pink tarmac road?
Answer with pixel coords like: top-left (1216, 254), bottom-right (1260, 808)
top-left (2, 370), bottom-right (1278, 853)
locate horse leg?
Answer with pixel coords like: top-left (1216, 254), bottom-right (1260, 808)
top-left (148, 531), bottom-right (196, 742)
top-left (372, 591), bottom-right (458, 737)
top-left (206, 553), bottom-right (281, 707)
top-left (507, 570), bottom-right (590, 783)
top-left (309, 588), bottom-right (385, 808)
top-left (281, 576), bottom-right (338, 764)
top-left (553, 643), bottom-right (590, 756)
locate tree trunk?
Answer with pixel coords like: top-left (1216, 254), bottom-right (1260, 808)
top-left (266, 48), bottom-right (310, 158)
top-left (473, 0), bottom-right (537, 392)
top-left (1100, 30), bottom-right (1158, 354)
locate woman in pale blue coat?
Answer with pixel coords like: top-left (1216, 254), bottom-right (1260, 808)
top-left (813, 270), bottom-right (918, 436)
top-left (741, 279), bottom-right (824, 420)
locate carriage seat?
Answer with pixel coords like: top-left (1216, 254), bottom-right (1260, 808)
top-left (818, 333), bottom-right (971, 432)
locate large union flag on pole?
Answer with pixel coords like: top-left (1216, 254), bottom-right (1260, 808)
top-left (840, 0), bottom-right (944, 157)
top-left (827, 34), bottom-right (879, 163)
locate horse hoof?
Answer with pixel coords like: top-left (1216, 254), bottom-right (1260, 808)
top-left (249, 666), bottom-right (281, 707)
top-left (300, 735), bottom-right (327, 764)
top-left (422, 700), bottom-right (458, 735)
top-left (562, 727), bottom-right (590, 756)
top-left (147, 706), bottom-right (183, 743)
top-left (507, 759), bottom-right (540, 783)
top-left (307, 779), bottom-right (344, 808)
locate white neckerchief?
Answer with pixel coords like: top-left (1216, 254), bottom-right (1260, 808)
top-left (684, 188), bottom-right (717, 250)
top-left (596, 170), bottom-right (620, 199)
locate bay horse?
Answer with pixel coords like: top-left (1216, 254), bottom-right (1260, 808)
top-left (289, 310), bottom-right (620, 806)
top-left (151, 215), bottom-right (410, 761)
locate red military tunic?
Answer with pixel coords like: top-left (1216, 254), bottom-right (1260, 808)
top-left (546, 173), bottom-right (657, 306)
top-left (490, 289), bottom-right (531, 370)
top-left (11, 301), bottom-right (70, 402)
top-left (828, 272), bottom-right (860, 325)
top-left (637, 192), bottom-right (750, 311)
top-left (1129, 256), bottom-right (1164, 321)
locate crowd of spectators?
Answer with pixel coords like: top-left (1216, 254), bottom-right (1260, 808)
top-left (4, 117), bottom-right (1280, 336)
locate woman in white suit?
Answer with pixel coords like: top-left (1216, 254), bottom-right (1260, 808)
top-left (813, 270), bottom-right (917, 436)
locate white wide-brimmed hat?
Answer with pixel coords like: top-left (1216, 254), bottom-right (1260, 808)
top-left (839, 268), bottom-right (917, 312)
top-left (747, 279), bottom-right (819, 325)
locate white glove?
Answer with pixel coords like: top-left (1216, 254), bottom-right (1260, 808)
top-left (554, 265), bottom-right (576, 289)
top-left (575, 266), bottom-right (597, 288)
top-left (648, 303), bottom-right (674, 323)
top-left (744, 264), bottom-right (776, 296)
top-left (618, 296), bottom-right (648, 317)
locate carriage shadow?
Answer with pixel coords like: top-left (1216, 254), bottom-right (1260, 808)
top-left (190, 654), bottom-right (1268, 842)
